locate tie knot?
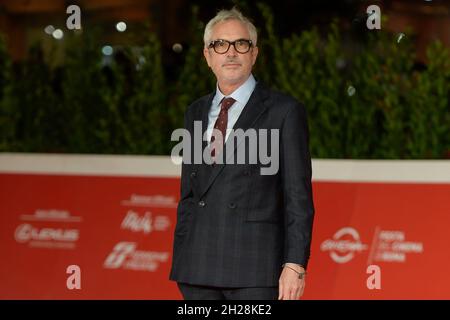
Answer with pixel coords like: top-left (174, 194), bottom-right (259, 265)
top-left (220, 97), bottom-right (236, 111)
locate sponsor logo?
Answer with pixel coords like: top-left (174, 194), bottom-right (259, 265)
top-left (121, 210), bottom-right (170, 234)
top-left (20, 209), bottom-right (82, 222)
top-left (14, 223), bottom-right (79, 249)
top-left (320, 227), bottom-right (369, 263)
top-left (371, 229), bottom-right (423, 263)
top-left (321, 227), bottom-right (424, 264)
top-left (121, 194), bottom-right (177, 208)
top-left (104, 242), bottom-right (169, 272)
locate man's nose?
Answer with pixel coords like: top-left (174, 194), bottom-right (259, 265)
top-left (226, 44), bottom-right (238, 57)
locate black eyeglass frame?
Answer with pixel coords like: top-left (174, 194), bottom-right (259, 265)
top-left (208, 39), bottom-right (254, 54)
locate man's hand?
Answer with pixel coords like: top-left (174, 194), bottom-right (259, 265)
top-left (278, 263), bottom-right (306, 300)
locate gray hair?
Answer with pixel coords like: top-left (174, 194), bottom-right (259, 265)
top-left (203, 7), bottom-right (258, 48)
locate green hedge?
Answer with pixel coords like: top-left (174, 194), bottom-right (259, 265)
top-left (0, 6), bottom-right (449, 158)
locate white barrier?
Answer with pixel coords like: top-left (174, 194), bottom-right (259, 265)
top-left (0, 152), bottom-right (449, 182)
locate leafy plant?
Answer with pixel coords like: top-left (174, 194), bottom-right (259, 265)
top-left (0, 5), bottom-right (448, 158)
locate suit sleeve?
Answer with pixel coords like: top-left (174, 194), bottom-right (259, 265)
top-left (179, 107), bottom-right (193, 202)
top-left (280, 101), bottom-right (315, 269)
top-left (174, 107), bottom-right (194, 235)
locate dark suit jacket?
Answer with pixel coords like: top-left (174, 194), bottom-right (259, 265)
top-left (169, 82), bottom-right (315, 288)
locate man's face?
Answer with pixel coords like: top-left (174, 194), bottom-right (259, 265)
top-left (204, 19), bottom-right (259, 88)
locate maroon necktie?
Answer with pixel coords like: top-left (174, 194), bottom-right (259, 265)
top-left (210, 97), bottom-right (236, 160)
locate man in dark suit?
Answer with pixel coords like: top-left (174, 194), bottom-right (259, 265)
top-left (169, 7), bottom-right (315, 300)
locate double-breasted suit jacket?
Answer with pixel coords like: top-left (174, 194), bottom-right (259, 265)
top-left (170, 82), bottom-right (315, 288)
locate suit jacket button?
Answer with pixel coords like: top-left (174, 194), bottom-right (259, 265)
top-left (190, 171), bottom-right (196, 178)
top-left (228, 203), bottom-right (236, 209)
top-left (198, 200), bottom-right (205, 207)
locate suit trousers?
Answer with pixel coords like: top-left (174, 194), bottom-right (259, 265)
top-left (177, 282), bottom-right (278, 300)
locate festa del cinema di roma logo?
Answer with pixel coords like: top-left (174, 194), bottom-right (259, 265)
top-left (320, 227), bottom-right (369, 263)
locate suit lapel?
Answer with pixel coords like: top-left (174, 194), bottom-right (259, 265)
top-left (188, 92), bottom-right (214, 199)
top-left (201, 93), bottom-right (214, 154)
top-left (198, 82), bottom-right (271, 199)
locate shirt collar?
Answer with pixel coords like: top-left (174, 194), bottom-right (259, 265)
top-left (213, 74), bottom-right (256, 106)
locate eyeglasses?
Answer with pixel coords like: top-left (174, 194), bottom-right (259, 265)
top-left (208, 39), bottom-right (253, 54)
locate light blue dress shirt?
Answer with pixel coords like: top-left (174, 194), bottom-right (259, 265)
top-left (206, 74), bottom-right (257, 145)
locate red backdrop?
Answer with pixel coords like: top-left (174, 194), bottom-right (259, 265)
top-left (1, 166), bottom-right (449, 299)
